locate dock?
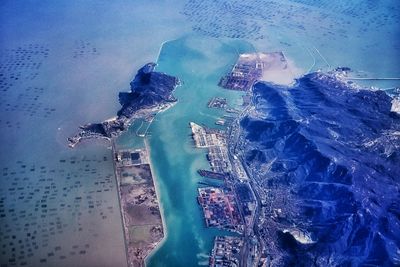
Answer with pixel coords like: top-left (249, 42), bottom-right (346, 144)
top-left (189, 122), bottom-right (231, 173)
top-left (197, 187), bottom-right (244, 233)
top-left (219, 52), bottom-right (296, 90)
top-left (197, 169), bottom-right (227, 180)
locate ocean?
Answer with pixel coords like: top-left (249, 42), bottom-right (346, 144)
top-left (0, 0), bottom-right (399, 266)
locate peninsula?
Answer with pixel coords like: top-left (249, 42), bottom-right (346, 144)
top-left (68, 63), bottom-right (178, 267)
top-left (68, 63), bottom-right (179, 147)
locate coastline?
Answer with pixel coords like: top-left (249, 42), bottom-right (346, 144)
top-left (111, 139), bottom-right (131, 267)
top-left (138, 80), bottom-right (182, 265)
top-left (143, 138), bottom-right (168, 267)
top-left (67, 74), bottom-right (179, 265)
top-left (138, 78), bottom-right (182, 264)
top-left (112, 137), bottom-right (166, 266)
top-left (1, 1), bottom-right (399, 266)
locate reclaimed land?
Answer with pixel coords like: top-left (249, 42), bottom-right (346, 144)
top-left (113, 145), bottom-right (164, 267)
top-left (219, 51), bottom-right (297, 92)
top-left (194, 52), bottom-right (302, 266)
top-left (67, 63), bottom-right (177, 266)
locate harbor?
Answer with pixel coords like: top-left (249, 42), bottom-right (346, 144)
top-left (146, 36), bottom-right (257, 267)
top-left (209, 236), bottom-right (243, 267)
top-left (189, 122), bottom-right (231, 174)
top-left (197, 187), bottom-right (243, 233)
top-left (1, 0), bottom-right (399, 266)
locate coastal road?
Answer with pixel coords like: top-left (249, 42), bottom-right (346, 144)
top-left (226, 100), bottom-right (264, 267)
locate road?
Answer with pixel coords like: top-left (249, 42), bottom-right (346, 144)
top-left (226, 98), bottom-right (264, 267)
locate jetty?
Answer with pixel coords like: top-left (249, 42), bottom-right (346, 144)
top-left (189, 122), bottom-right (231, 173)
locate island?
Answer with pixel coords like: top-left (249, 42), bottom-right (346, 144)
top-left (68, 63), bottom-right (179, 147)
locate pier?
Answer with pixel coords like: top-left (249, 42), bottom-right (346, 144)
top-left (189, 122), bottom-right (231, 173)
top-left (197, 187), bottom-right (244, 233)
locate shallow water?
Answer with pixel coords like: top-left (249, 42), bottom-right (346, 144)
top-left (1, 0), bottom-right (399, 266)
top-left (0, 1), bottom-right (188, 266)
top-left (146, 36), bottom-right (251, 267)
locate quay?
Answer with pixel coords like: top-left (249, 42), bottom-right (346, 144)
top-left (190, 122), bottom-right (231, 174)
top-left (209, 236), bottom-right (243, 267)
top-left (197, 187), bottom-right (244, 233)
top-left (197, 169), bottom-right (227, 180)
top-left (198, 52), bottom-right (300, 266)
top-left (219, 51), bottom-right (295, 91)
top-left (208, 97), bottom-right (228, 109)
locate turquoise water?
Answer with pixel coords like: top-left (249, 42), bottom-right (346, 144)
top-left (1, 0), bottom-right (399, 266)
top-left (0, 1), bottom-right (188, 266)
top-left (146, 2), bottom-right (400, 264)
top-left (146, 36), bottom-right (252, 267)
top-left (116, 119), bottom-right (147, 150)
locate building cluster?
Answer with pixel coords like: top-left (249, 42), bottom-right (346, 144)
top-left (190, 122), bottom-right (231, 173)
top-left (197, 187), bottom-right (243, 233)
top-left (235, 183), bottom-right (256, 228)
top-left (208, 97), bottom-right (228, 109)
top-left (218, 53), bottom-right (264, 91)
top-left (209, 236), bottom-right (243, 267)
